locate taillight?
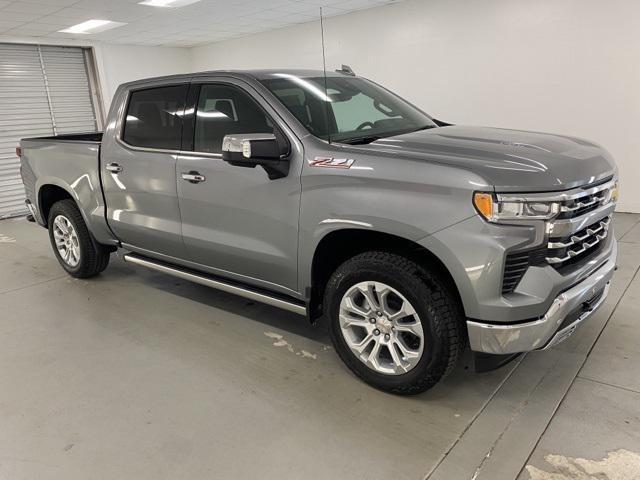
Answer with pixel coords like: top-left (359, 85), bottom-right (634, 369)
top-left (16, 146), bottom-right (22, 158)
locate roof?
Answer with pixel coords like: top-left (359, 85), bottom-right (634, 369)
top-left (120, 69), bottom-right (353, 89)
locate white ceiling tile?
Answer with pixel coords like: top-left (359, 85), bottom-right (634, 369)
top-left (2, 0), bottom-right (406, 47)
top-left (26, 15), bottom-right (71, 27)
top-left (337, 0), bottom-right (387, 9)
top-left (2, 2), bottom-right (65, 14)
top-left (272, 11), bottom-right (318, 24)
top-left (71, 0), bottom-right (129, 9)
top-left (11, 0), bottom-right (77, 5)
top-left (51, 6), bottom-right (149, 23)
top-left (0, 11), bottom-right (44, 22)
top-left (296, 0), bottom-right (347, 6)
top-left (274, 3), bottom-right (321, 15)
top-left (0, 20), bottom-right (25, 32)
top-left (241, 9), bottom-right (292, 21)
top-left (37, 13), bottom-right (98, 25)
top-left (5, 27), bottom-right (44, 35)
top-left (6, 23), bottom-right (58, 33)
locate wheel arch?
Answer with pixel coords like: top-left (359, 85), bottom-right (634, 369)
top-left (36, 180), bottom-right (116, 247)
top-left (38, 183), bottom-right (76, 226)
top-left (308, 228), bottom-right (464, 324)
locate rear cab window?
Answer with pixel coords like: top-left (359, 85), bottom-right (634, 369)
top-left (122, 84), bottom-right (188, 150)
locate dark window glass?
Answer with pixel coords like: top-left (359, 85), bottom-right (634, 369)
top-left (122, 85), bottom-right (188, 149)
top-left (194, 84), bottom-right (274, 154)
top-left (260, 76), bottom-right (436, 144)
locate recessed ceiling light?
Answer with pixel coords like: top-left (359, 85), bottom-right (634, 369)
top-left (59, 19), bottom-right (126, 34)
top-left (138, 0), bottom-right (202, 7)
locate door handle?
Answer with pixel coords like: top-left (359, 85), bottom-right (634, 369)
top-left (106, 162), bottom-right (123, 173)
top-left (181, 171), bottom-right (206, 184)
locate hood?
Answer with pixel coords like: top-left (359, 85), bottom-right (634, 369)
top-left (362, 125), bottom-right (616, 191)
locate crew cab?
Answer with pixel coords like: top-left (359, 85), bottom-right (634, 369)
top-left (19, 69), bottom-right (619, 394)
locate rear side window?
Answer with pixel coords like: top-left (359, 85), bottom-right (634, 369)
top-left (122, 85), bottom-right (188, 150)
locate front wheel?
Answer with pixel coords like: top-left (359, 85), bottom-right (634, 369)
top-left (324, 252), bottom-right (465, 395)
top-left (48, 199), bottom-right (111, 278)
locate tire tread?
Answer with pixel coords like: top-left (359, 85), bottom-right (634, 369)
top-left (324, 251), bottom-right (465, 395)
top-left (48, 199), bottom-right (110, 278)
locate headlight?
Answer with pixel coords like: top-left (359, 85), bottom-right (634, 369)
top-left (473, 192), bottom-right (560, 223)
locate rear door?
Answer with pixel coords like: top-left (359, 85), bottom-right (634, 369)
top-left (176, 78), bottom-right (302, 293)
top-left (101, 83), bottom-right (188, 258)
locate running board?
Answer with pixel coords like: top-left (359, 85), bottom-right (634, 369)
top-left (122, 253), bottom-right (307, 316)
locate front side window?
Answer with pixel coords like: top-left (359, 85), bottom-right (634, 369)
top-left (260, 75), bottom-right (436, 144)
top-left (194, 84), bottom-right (274, 154)
top-left (122, 84), bottom-right (188, 150)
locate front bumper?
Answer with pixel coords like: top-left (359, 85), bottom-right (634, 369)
top-left (467, 243), bottom-right (616, 354)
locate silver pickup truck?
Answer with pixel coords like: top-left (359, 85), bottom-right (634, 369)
top-left (19, 69), bottom-right (619, 394)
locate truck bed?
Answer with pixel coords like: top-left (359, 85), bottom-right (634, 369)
top-left (19, 131), bottom-right (116, 246)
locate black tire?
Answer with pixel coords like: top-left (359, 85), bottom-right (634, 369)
top-left (47, 199), bottom-right (111, 278)
top-left (324, 251), bottom-right (465, 395)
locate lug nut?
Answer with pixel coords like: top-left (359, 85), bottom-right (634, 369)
top-left (369, 318), bottom-right (376, 324)
top-left (377, 311), bottom-right (383, 316)
top-left (384, 334), bottom-right (390, 341)
top-left (373, 329), bottom-right (380, 336)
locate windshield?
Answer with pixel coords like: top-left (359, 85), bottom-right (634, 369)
top-left (260, 75), bottom-right (436, 144)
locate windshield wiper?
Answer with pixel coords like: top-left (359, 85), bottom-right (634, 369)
top-left (339, 124), bottom-right (437, 145)
top-left (340, 135), bottom-right (382, 145)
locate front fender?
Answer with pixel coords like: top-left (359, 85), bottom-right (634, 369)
top-left (297, 145), bottom-right (490, 294)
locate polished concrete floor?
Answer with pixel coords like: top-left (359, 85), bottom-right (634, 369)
top-left (0, 213), bottom-right (639, 480)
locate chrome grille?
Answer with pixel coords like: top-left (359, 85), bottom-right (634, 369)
top-left (559, 190), bottom-right (608, 218)
top-left (500, 179), bottom-right (616, 295)
top-left (556, 189), bottom-right (609, 219)
top-left (546, 216), bottom-right (611, 267)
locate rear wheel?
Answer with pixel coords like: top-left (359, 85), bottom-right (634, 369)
top-left (48, 199), bottom-right (111, 278)
top-left (324, 251), bottom-right (465, 395)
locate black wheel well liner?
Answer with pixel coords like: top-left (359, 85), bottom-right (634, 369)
top-left (38, 184), bottom-right (74, 225)
top-left (309, 229), bottom-right (463, 323)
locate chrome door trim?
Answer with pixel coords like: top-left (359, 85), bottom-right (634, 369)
top-left (178, 151), bottom-right (223, 159)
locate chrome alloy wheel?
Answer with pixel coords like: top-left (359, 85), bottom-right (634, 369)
top-left (52, 215), bottom-right (80, 267)
top-left (339, 281), bottom-right (425, 375)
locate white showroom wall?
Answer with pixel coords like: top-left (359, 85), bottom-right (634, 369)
top-left (95, 43), bottom-right (191, 110)
top-left (191, 0), bottom-right (640, 213)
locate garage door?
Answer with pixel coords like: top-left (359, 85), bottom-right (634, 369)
top-left (0, 43), bottom-right (100, 219)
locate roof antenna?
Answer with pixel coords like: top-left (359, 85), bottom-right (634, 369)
top-left (320, 7), bottom-right (331, 144)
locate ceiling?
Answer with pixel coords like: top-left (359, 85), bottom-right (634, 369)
top-left (0, 0), bottom-right (400, 47)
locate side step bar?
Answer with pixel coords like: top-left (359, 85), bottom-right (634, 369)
top-left (122, 253), bottom-right (307, 316)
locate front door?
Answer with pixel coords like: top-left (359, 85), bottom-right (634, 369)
top-left (102, 83), bottom-right (188, 258)
top-left (176, 80), bottom-right (302, 293)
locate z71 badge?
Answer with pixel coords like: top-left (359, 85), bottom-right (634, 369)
top-left (309, 157), bottom-right (355, 169)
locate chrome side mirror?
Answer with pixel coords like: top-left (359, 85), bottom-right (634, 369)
top-left (221, 133), bottom-right (280, 161)
top-left (221, 133), bottom-right (290, 180)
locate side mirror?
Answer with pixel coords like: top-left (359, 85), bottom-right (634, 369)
top-left (222, 133), bottom-right (290, 179)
